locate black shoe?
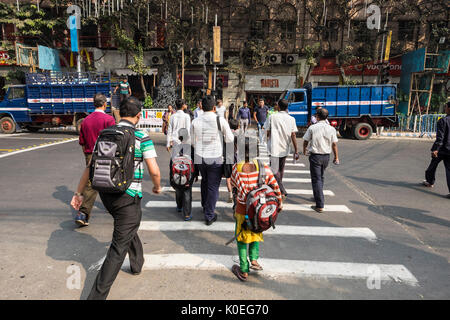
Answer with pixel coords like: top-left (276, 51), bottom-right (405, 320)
top-left (205, 214), bottom-right (217, 226)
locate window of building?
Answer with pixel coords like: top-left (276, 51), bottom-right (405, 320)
top-left (398, 20), bottom-right (415, 42)
top-left (352, 20), bottom-right (371, 42)
top-left (277, 4), bottom-right (296, 41)
top-left (80, 23), bottom-right (98, 47)
top-left (250, 20), bottom-right (269, 40)
top-left (278, 21), bottom-right (296, 40)
top-left (324, 20), bottom-right (339, 42)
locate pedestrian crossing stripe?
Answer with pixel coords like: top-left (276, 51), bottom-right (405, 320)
top-left (160, 186), bottom-right (335, 196)
top-left (90, 254), bottom-right (418, 286)
top-left (196, 176), bottom-right (311, 183)
top-left (145, 201), bottom-right (352, 213)
top-left (283, 170), bottom-right (310, 174)
top-left (139, 221), bottom-right (376, 241)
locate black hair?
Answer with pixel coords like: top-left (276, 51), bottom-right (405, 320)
top-left (93, 93), bottom-right (107, 108)
top-left (278, 99), bottom-right (289, 111)
top-left (175, 98), bottom-right (185, 110)
top-left (119, 96), bottom-right (142, 117)
top-left (229, 119), bottom-right (239, 130)
top-left (316, 107), bottom-right (329, 120)
top-left (202, 95), bottom-right (216, 112)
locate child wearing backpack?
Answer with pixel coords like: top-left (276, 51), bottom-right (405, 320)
top-left (230, 136), bottom-right (282, 281)
top-left (170, 128), bottom-right (198, 221)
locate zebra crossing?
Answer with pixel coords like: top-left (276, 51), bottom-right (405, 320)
top-left (91, 143), bottom-right (419, 287)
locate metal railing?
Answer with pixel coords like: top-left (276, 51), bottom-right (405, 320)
top-left (382, 114), bottom-right (445, 137)
top-left (26, 72), bottom-right (111, 85)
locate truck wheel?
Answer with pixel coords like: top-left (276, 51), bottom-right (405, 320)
top-left (354, 123), bottom-right (373, 140)
top-left (0, 117), bottom-right (16, 134)
top-left (76, 118), bottom-right (84, 134)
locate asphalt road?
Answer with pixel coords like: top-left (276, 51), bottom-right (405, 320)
top-left (0, 130), bottom-right (448, 300)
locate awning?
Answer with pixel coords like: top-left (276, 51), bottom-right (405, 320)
top-left (114, 68), bottom-right (158, 76)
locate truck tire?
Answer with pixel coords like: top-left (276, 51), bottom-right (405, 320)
top-left (354, 123), bottom-right (373, 140)
top-left (76, 118), bottom-right (84, 134)
top-left (0, 117), bottom-right (16, 134)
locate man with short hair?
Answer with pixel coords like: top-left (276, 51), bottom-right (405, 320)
top-left (253, 98), bottom-right (269, 144)
top-left (237, 101), bottom-right (251, 134)
top-left (76, 93), bottom-right (116, 227)
top-left (265, 99), bottom-right (299, 198)
top-left (425, 101), bottom-right (450, 197)
top-left (71, 97), bottom-right (162, 300)
top-left (216, 99), bottom-right (228, 119)
top-left (167, 98), bottom-right (191, 152)
top-left (303, 108), bottom-right (339, 213)
top-left (114, 77), bottom-right (132, 103)
top-left (194, 100), bottom-right (203, 119)
top-left (191, 95), bottom-right (234, 225)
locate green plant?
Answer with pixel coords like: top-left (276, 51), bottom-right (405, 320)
top-left (143, 95), bottom-right (153, 109)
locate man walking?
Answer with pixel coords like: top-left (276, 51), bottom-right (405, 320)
top-left (303, 108), bottom-right (339, 213)
top-left (216, 99), bottom-right (228, 119)
top-left (265, 99), bottom-right (299, 199)
top-left (191, 95), bottom-right (234, 225)
top-left (237, 101), bottom-right (251, 134)
top-left (71, 97), bottom-right (161, 300)
top-left (425, 101), bottom-right (450, 197)
top-left (253, 98), bottom-right (269, 145)
top-left (114, 77), bottom-right (132, 103)
top-left (76, 93), bottom-right (116, 227)
top-left (194, 100), bottom-right (203, 119)
top-left (167, 98), bottom-right (191, 152)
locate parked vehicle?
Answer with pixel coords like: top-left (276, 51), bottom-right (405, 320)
top-left (0, 72), bottom-right (113, 134)
top-left (281, 84), bottom-right (398, 140)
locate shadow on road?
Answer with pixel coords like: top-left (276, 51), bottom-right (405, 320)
top-left (46, 220), bottom-right (110, 299)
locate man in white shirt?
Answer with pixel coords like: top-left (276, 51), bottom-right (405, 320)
top-left (303, 108), bottom-right (339, 213)
top-left (215, 99), bottom-right (228, 119)
top-left (166, 98), bottom-right (191, 152)
top-left (194, 100), bottom-right (203, 119)
top-left (264, 99), bottom-right (299, 198)
top-left (191, 95), bottom-right (234, 225)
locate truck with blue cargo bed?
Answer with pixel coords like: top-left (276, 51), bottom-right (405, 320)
top-left (281, 84), bottom-right (398, 140)
top-left (0, 72), bottom-right (114, 134)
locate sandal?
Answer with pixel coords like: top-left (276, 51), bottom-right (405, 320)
top-left (184, 215), bottom-right (192, 221)
top-left (232, 264), bottom-right (248, 281)
top-left (249, 261), bottom-right (263, 271)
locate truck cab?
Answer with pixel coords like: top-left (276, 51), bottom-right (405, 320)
top-left (0, 85), bottom-right (31, 133)
top-left (279, 88), bottom-right (309, 127)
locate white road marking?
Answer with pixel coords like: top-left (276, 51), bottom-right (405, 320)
top-left (160, 186), bottom-right (334, 196)
top-left (145, 201), bottom-right (352, 213)
top-left (89, 253), bottom-right (418, 285)
top-left (196, 176), bottom-right (311, 183)
top-left (283, 170), bottom-right (310, 174)
top-left (0, 133), bottom-right (27, 138)
top-left (0, 138), bottom-right (78, 159)
top-left (139, 221), bottom-right (377, 241)
top-left (285, 163), bottom-right (306, 167)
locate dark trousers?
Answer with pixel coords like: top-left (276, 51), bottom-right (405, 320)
top-left (87, 193), bottom-right (144, 300)
top-left (270, 156), bottom-right (287, 196)
top-left (175, 186), bottom-right (192, 217)
top-left (80, 153), bottom-right (97, 221)
top-left (309, 154), bottom-right (330, 209)
top-left (444, 155), bottom-right (450, 193)
top-left (425, 154), bottom-right (443, 185)
top-left (198, 159), bottom-right (223, 221)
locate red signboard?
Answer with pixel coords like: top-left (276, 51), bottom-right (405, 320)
top-left (312, 57), bottom-right (402, 77)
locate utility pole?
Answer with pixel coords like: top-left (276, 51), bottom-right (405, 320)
top-left (181, 45), bottom-right (185, 99)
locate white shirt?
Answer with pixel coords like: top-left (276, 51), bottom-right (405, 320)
top-left (216, 105), bottom-right (226, 118)
top-left (194, 107), bottom-right (204, 119)
top-left (303, 120), bottom-right (338, 154)
top-left (191, 111), bottom-right (234, 159)
top-left (167, 110), bottom-right (191, 147)
top-left (264, 111), bottom-right (298, 157)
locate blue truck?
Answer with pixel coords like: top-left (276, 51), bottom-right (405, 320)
top-left (0, 72), bottom-right (113, 134)
top-left (280, 84), bottom-right (398, 140)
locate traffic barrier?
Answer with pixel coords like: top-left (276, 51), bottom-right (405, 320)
top-left (136, 108), bottom-right (165, 132)
top-left (381, 114), bottom-right (445, 138)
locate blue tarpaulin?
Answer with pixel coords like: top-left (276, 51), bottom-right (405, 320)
top-left (69, 16), bottom-right (79, 52)
top-left (38, 45), bottom-right (61, 71)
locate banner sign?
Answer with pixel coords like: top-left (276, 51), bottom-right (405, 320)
top-left (138, 109), bottom-right (163, 126)
top-left (38, 45), bottom-right (61, 71)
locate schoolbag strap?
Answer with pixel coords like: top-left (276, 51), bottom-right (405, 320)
top-left (257, 159), bottom-right (265, 187)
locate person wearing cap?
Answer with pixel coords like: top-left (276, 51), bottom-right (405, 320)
top-left (190, 95), bottom-right (234, 225)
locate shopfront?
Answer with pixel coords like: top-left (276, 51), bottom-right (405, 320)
top-left (244, 74), bottom-right (296, 109)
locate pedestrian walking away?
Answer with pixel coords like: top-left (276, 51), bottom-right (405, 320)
top-left (237, 101), bottom-right (251, 134)
top-left (70, 97), bottom-right (162, 300)
top-left (303, 108), bottom-right (339, 213)
top-left (226, 119), bottom-right (240, 203)
top-left (216, 99), bottom-right (228, 119)
top-left (425, 101), bottom-right (450, 197)
top-left (228, 103), bottom-right (236, 121)
top-left (76, 93), bottom-right (116, 227)
top-left (166, 98), bottom-right (191, 152)
top-left (265, 99), bottom-right (300, 198)
top-left (230, 136), bottom-right (282, 281)
top-left (190, 95), bottom-right (234, 225)
top-left (253, 98), bottom-right (269, 145)
top-left (162, 104), bottom-right (175, 135)
top-left (194, 100), bottom-right (204, 119)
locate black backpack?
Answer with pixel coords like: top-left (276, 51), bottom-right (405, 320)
top-left (89, 125), bottom-right (138, 193)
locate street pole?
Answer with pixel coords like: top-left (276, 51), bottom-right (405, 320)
top-left (213, 15), bottom-right (217, 93)
top-left (181, 46), bottom-right (185, 99)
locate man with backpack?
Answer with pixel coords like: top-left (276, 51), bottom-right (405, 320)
top-left (76, 93), bottom-right (116, 227)
top-left (70, 97), bottom-right (162, 300)
top-left (230, 136), bottom-right (282, 281)
top-left (190, 95), bottom-right (234, 225)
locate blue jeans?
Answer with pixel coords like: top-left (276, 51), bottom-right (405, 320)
top-left (257, 122), bottom-right (265, 144)
top-left (309, 154), bottom-right (330, 209)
